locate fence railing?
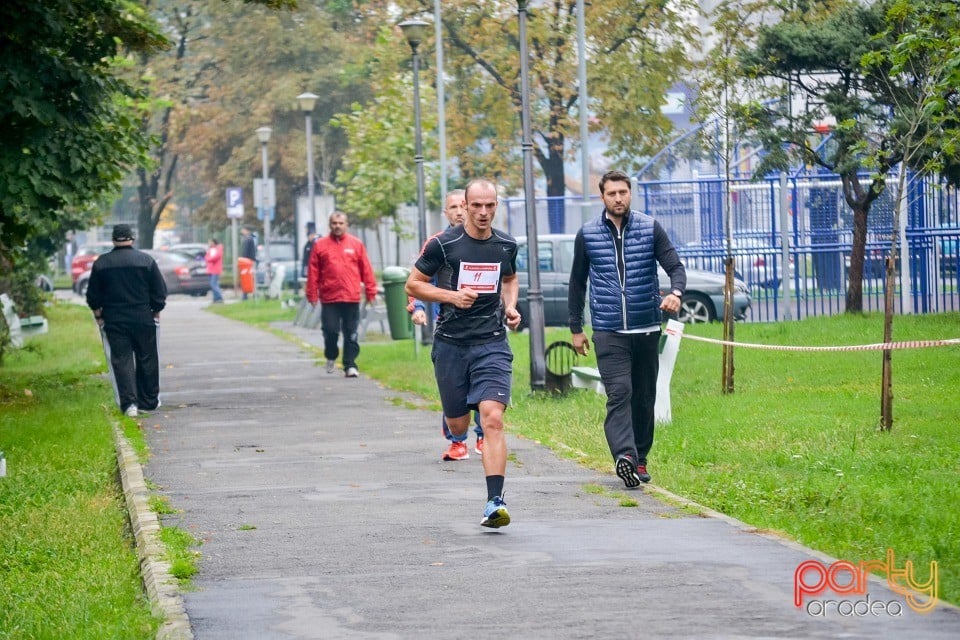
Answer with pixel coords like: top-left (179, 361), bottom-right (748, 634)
top-left (502, 172), bottom-right (960, 322)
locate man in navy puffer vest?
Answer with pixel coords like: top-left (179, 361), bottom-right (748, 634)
top-left (568, 170), bottom-right (686, 487)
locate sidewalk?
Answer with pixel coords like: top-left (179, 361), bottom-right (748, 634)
top-left (142, 297), bottom-right (960, 639)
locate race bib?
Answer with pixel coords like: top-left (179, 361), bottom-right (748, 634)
top-left (458, 262), bottom-right (501, 293)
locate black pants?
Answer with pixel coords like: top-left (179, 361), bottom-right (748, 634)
top-left (104, 321), bottom-right (160, 411)
top-left (321, 302), bottom-right (361, 369)
top-left (592, 330), bottom-right (660, 465)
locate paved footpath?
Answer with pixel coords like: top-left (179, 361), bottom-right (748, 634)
top-left (144, 297), bottom-right (960, 639)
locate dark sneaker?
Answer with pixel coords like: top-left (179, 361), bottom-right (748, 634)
top-left (637, 464), bottom-right (651, 483)
top-left (615, 455), bottom-right (641, 489)
top-left (481, 496), bottom-right (510, 528)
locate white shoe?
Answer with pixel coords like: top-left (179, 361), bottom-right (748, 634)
top-left (124, 405), bottom-right (138, 417)
top-left (345, 367), bottom-right (359, 378)
top-left (326, 359), bottom-right (336, 373)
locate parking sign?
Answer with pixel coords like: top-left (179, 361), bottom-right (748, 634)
top-left (226, 187), bottom-right (244, 219)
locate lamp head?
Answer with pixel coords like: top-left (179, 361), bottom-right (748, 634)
top-left (399, 19), bottom-right (430, 51)
top-left (255, 126), bottom-right (272, 144)
top-left (297, 92), bottom-right (319, 114)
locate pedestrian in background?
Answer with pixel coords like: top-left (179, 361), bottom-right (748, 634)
top-left (64, 230), bottom-right (77, 275)
top-left (301, 222), bottom-right (317, 279)
top-left (405, 178), bottom-right (521, 528)
top-left (86, 224), bottom-right (167, 418)
top-left (205, 238), bottom-right (224, 303)
top-left (305, 212), bottom-right (378, 378)
top-left (568, 169), bottom-right (686, 488)
top-left (240, 226), bottom-right (257, 300)
top-left (409, 189), bottom-right (484, 461)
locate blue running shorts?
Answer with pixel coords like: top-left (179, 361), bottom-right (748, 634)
top-left (431, 339), bottom-right (513, 418)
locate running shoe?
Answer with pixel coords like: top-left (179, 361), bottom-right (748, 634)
top-left (345, 367), bottom-right (359, 378)
top-left (474, 436), bottom-right (484, 457)
top-left (615, 455), bottom-right (641, 489)
top-left (442, 441), bottom-right (469, 461)
top-left (637, 464), bottom-right (651, 483)
top-left (325, 359), bottom-right (336, 373)
top-left (124, 405), bottom-right (138, 418)
top-left (481, 496), bottom-right (510, 528)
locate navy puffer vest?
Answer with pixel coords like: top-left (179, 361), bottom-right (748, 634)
top-left (583, 212), bottom-right (662, 331)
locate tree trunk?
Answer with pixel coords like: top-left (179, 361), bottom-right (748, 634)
top-left (540, 130), bottom-right (566, 234)
top-left (721, 257), bottom-right (736, 394)
top-left (839, 171), bottom-right (884, 313)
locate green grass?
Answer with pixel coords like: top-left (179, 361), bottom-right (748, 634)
top-left (0, 302), bottom-right (159, 639)
top-left (306, 310), bottom-right (960, 607)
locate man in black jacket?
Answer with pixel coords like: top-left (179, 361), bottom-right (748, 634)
top-left (86, 224), bottom-right (167, 417)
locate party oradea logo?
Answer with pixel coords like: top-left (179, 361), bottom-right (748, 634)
top-left (794, 549), bottom-right (938, 617)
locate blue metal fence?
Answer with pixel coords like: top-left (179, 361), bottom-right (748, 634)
top-left (502, 172), bottom-right (960, 323)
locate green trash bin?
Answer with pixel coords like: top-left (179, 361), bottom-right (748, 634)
top-left (381, 266), bottom-right (413, 340)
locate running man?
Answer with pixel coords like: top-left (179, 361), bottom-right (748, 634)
top-left (405, 178), bottom-right (521, 528)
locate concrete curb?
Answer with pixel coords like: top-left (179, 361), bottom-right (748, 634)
top-left (112, 424), bottom-right (193, 640)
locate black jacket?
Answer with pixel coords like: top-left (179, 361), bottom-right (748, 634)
top-left (86, 246), bottom-right (167, 325)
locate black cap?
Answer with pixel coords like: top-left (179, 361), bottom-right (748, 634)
top-left (112, 224), bottom-right (135, 241)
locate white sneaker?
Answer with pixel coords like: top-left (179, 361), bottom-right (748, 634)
top-left (326, 359), bottom-right (336, 373)
top-left (124, 405), bottom-right (138, 417)
top-left (345, 367), bottom-right (359, 378)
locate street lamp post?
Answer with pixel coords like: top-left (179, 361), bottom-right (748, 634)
top-left (297, 92), bottom-right (318, 293)
top-left (256, 126), bottom-right (272, 285)
top-left (399, 18), bottom-right (433, 345)
top-left (517, 1), bottom-right (547, 391)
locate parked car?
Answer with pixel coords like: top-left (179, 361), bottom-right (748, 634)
top-left (256, 241), bottom-right (298, 288)
top-left (70, 242), bottom-right (114, 290)
top-left (515, 234), bottom-right (751, 327)
top-left (75, 249), bottom-right (210, 297)
top-left (167, 243), bottom-right (208, 262)
top-left (681, 231), bottom-right (795, 289)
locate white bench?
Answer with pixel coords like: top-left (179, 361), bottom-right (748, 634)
top-left (568, 319), bottom-right (686, 425)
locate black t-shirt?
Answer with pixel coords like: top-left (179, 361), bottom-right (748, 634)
top-left (414, 225), bottom-right (518, 345)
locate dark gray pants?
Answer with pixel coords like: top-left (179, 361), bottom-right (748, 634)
top-left (103, 321), bottom-right (161, 412)
top-left (592, 330), bottom-right (660, 465)
top-left (321, 302), bottom-right (361, 369)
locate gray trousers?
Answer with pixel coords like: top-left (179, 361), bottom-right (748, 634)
top-left (592, 330), bottom-right (660, 465)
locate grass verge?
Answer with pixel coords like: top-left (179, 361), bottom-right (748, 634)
top-left (0, 302), bottom-right (159, 639)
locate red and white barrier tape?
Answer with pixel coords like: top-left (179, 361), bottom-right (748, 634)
top-left (680, 334), bottom-right (960, 352)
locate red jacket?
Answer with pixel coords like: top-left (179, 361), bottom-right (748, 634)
top-left (204, 244), bottom-right (223, 275)
top-left (306, 232), bottom-right (378, 305)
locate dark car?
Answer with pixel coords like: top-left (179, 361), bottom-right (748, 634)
top-left (75, 249), bottom-right (210, 297)
top-left (167, 243), bottom-right (208, 262)
top-left (515, 234), bottom-right (751, 326)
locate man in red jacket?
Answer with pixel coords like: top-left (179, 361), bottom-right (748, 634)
top-left (306, 212), bottom-right (378, 377)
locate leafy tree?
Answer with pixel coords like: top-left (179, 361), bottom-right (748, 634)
top-left (131, 0), bottom-right (376, 245)
top-left (736, 0), bottom-right (902, 313)
top-left (860, 0), bottom-right (960, 430)
top-left (690, 0), bottom-right (775, 393)
top-left (0, 0), bottom-right (165, 283)
top-left (738, 0), bottom-right (960, 313)
top-left (396, 0), bottom-right (698, 231)
top-left (331, 27), bottom-right (438, 261)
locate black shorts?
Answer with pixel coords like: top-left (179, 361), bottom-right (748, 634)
top-left (431, 339), bottom-right (513, 418)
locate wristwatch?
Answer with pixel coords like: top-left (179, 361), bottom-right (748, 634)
top-left (670, 289), bottom-right (683, 298)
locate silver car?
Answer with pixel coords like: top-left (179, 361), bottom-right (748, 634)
top-left (515, 234), bottom-right (751, 326)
